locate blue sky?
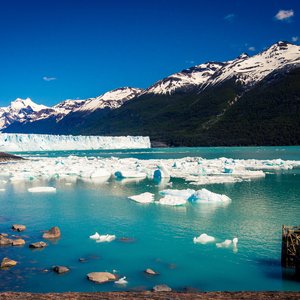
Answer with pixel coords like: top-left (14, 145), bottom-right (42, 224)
top-left (0, 0), bottom-right (299, 106)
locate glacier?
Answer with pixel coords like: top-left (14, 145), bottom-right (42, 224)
top-left (0, 133), bottom-right (151, 151)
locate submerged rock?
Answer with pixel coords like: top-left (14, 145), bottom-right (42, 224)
top-left (53, 266), bottom-right (70, 274)
top-left (42, 226), bottom-right (61, 239)
top-left (87, 272), bottom-right (116, 283)
top-left (153, 284), bottom-right (172, 292)
top-left (1, 257), bottom-right (17, 268)
top-left (12, 239), bottom-right (25, 246)
top-left (12, 224), bottom-right (26, 232)
top-left (29, 241), bottom-right (47, 249)
top-left (145, 268), bottom-right (159, 275)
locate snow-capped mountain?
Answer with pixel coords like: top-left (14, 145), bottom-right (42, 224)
top-left (77, 87), bottom-right (143, 113)
top-left (0, 87), bottom-right (143, 131)
top-left (144, 41), bottom-right (300, 95)
top-left (0, 98), bottom-right (49, 129)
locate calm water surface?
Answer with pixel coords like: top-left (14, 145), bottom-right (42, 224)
top-left (0, 146), bottom-right (300, 292)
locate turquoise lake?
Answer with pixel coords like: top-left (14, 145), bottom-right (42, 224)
top-left (1, 146), bottom-right (300, 292)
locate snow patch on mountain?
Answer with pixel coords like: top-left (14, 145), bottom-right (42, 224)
top-left (76, 87), bottom-right (143, 112)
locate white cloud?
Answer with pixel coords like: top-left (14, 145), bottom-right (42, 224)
top-left (43, 76), bottom-right (57, 82)
top-left (224, 14), bottom-right (235, 22)
top-left (292, 36), bottom-right (299, 42)
top-left (248, 46), bottom-right (256, 52)
top-left (274, 9), bottom-right (294, 21)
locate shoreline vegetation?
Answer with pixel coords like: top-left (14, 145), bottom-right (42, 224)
top-left (0, 152), bottom-right (23, 162)
top-left (1, 291), bottom-right (300, 300)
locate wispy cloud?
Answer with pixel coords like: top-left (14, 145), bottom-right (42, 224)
top-left (274, 9), bottom-right (294, 21)
top-left (185, 60), bottom-right (195, 64)
top-left (292, 36), bottom-right (299, 42)
top-left (43, 76), bottom-right (57, 82)
top-left (224, 13), bottom-right (235, 22)
top-left (248, 46), bottom-right (256, 52)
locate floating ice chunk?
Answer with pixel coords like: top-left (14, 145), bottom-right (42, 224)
top-left (128, 192), bottom-right (154, 204)
top-left (216, 239), bottom-right (232, 248)
top-left (115, 276), bottom-right (128, 285)
top-left (158, 195), bottom-right (187, 206)
top-left (0, 188), bottom-right (5, 192)
top-left (152, 163), bottom-right (170, 180)
top-left (233, 237), bottom-right (238, 247)
top-left (89, 232), bottom-right (101, 240)
top-left (114, 170), bottom-right (147, 179)
top-left (90, 169), bottom-right (111, 178)
top-left (28, 186), bottom-right (56, 193)
top-left (96, 234), bottom-right (116, 243)
top-left (192, 188), bottom-right (231, 203)
top-left (193, 233), bottom-right (215, 244)
top-left (159, 189), bottom-right (195, 200)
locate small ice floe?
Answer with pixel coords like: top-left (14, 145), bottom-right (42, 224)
top-left (96, 234), bottom-right (116, 243)
top-left (192, 188), bottom-right (231, 203)
top-left (128, 192), bottom-right (154, 204)
top-left (89, 232), bottom-right (101, 240)
top-left (216, 239), bottom-right (232, 248)
top-left (152, 164), bottom-right (170, 180)
top-left (27, 187), bottom-right (56, 193)
top-left (193, 233), bottom-right (215, 244)
top-left (115, 276), bottom-right (128, 285)
top-left (158, 195), bottom-right (187, 206)
top-left (159, 189), bottom-right (195, 200)
top-left (233, 237), bottom-right (238, 253)
top-left (114, 170), bottom-right (147, 179)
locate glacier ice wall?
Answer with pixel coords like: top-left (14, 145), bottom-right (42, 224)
top-left (0, 133), bottom-right (151, 151)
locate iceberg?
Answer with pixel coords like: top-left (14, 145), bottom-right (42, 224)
top-left (128, 192), bottom-right (154, 204)
top-left (115, 276), bottom-right (128, 285)
top-left (159, 189), bottom-right (195, 200)
top-left (192, 188), bottom-right (231, 203)
top-left (89, 232), bottom-right (101, 240)
top-left (96, 234), bottom-right (116, 243)
top-left (0, 133), bottom-right (151, 151)
top-left (158, 195), bottom-right (187, 206)
top-left (114, 170), bottom-right (147, 179)
top-left (27, 186), bottom-right (56, 193)
top-left (193, 233), bottom-right (215, 244)
top-left (216, 239), bottom-right (232, 248)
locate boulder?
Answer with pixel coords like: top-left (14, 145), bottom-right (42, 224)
top-left (53, 266), bottom-right (70, 274)
top-left (29, 241), bottom-right (47, 248)
top-left (1, 257), bottom-right (17, 268)
top-left (145, 268), bottom-right (158, 275)
top-left (42, 226), bottom-right (61, 239)
top-left (153, 284), bottom-right (172, 292)
top-left (0, 236), bottom-right (13, 246)
top-left (12, 239), bottom-right (25, 246)
top-left (87, 272), bottom-right (116, 284)
top-left (0, 233), bottom-right (8, 237)
top-left (12, 224), bottom-right (26, 232)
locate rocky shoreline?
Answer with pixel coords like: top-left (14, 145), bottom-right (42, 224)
top-left (1, 291), bottom-right (300, 300)
top-left (0, 152), bottom-right (23, 162)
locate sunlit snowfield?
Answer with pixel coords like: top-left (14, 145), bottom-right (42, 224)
top-left (1, 146), bottom-right (300, 292)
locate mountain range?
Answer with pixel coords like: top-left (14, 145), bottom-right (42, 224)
top-left (2, 41), bottom-right (300, 146)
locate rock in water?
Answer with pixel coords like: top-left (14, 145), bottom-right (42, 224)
top-left (12, 239), bottom-right (25, 246)
top-left (29, 241), bottom-right (47, 248)
top-left (153, 284), bottom-right (172, 292)
top-left (87, 272), bottom-right (116, 283)
top-left (1, 257), bottom-right (17, 268)
top-left (0, 236), bottom-right (13, 245)
top-left (145, 268), bottom-right (159, 275)
top-left (12, 224), bottom-right (26, 232)
top-left (53, 266), bottom-right (70, 274)
top-left (42, 226), bottom-right (61, 239)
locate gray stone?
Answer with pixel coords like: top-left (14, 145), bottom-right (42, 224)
top-left (53, 266), bottom-right (70, 274)
top-left (87, 272), bottom-right (116, 283)
top-left (29, 241), bottom-right (47, 248)
top-left (12, 224), bottom-right (26, 232)
top-left (0, 236), bottom-right (13, 245)
top-left (12, 239), bottom-right (25, 246)
top-left (42, 226), bottom-right (61, 239)
top-left (153, 284), bottom-right (172, 292)
top-left (145, 268), bottom-right (158, 275)
top-left (1, 257), bottom-right (17, 268)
